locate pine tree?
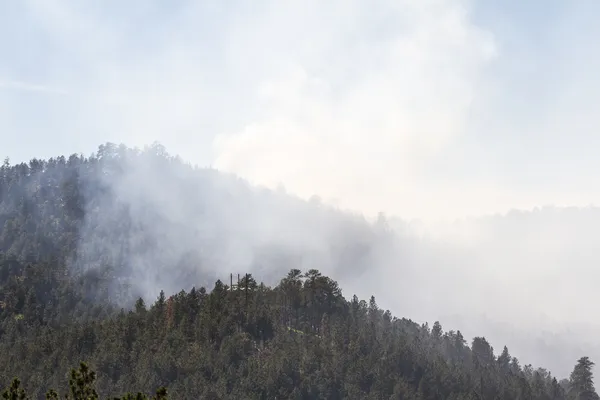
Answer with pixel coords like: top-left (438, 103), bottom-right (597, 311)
top-left (569, 356), bottom-right (600, 400)
top-left (1, 378), bottom-right (29, 400)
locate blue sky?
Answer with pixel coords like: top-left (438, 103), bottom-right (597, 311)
top-left (2, 0), bottom-right (600, 220)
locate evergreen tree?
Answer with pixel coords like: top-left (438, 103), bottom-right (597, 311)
top-left (569, 357), bottom-right (600, 400)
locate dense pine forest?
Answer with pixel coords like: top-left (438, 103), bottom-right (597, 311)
top-left (0, 143), bottom-right (598, 399)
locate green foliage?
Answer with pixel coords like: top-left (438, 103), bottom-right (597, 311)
top-left (569, 357), bottom-right (600, 400)
top-left (2, 265), bottom-right (588, 398)
top-left (2, 378), bottom-right (29, 400)
top-left (0, 144), bottom-right (595, 398)
top-left (3, 364), bottom-right (168, 400)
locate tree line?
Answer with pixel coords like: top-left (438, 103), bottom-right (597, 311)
top-left (1, 261), bottom-right (598, 398)
top-left (0, 145), bottom-right (598, 398)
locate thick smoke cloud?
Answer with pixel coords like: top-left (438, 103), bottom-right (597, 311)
top-left (66, 143), bottom-right (600, 378)
top-left (0, 0), bottom-right (500, 219)
top-left (73, 143), bottom-right (384, 300)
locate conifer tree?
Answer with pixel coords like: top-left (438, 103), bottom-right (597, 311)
top-left (569, 357), bottom-right (600, 400)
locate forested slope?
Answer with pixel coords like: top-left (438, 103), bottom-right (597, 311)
top-left (1, 262), bottom-right (592, 399)
top-left (1, 142), bottom-right (389, 303)
top-left (0, 144), bottom-right (597, 399)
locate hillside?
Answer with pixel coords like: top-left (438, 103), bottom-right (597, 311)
top-left (1, 142), bottom-right (389, 303)
top-left (0, 143), bottom-right (597, 398)
top-left (0, 267), bottom-right (585, 399)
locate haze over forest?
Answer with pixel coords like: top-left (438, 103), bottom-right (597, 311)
top-left (2, 142), bottom-right (600, 383)
top-left (2, 0), bottom-right (600, 392)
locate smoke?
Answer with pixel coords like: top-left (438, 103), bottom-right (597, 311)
top-left (65, 144), bottom-right (600, 378)
top-left (1, 0), bottom-right (499, 220)
top-left (70, 143), bottom-right (384, 302)
top-left (379, 209), bottom-right (600, 378)
top-left (211, 0), bottom-right (497, 220)
top-left (4, 0), bottom-right (600, 381)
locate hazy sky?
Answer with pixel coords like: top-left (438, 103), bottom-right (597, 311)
top-left (2, 0), bottom-right (600, 220)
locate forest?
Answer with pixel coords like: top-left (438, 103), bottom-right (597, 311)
top-left (0, 143), bottom-right (598, 399)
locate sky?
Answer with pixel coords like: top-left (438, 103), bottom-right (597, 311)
top-left (2, 0), bottom-right (600, 221)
